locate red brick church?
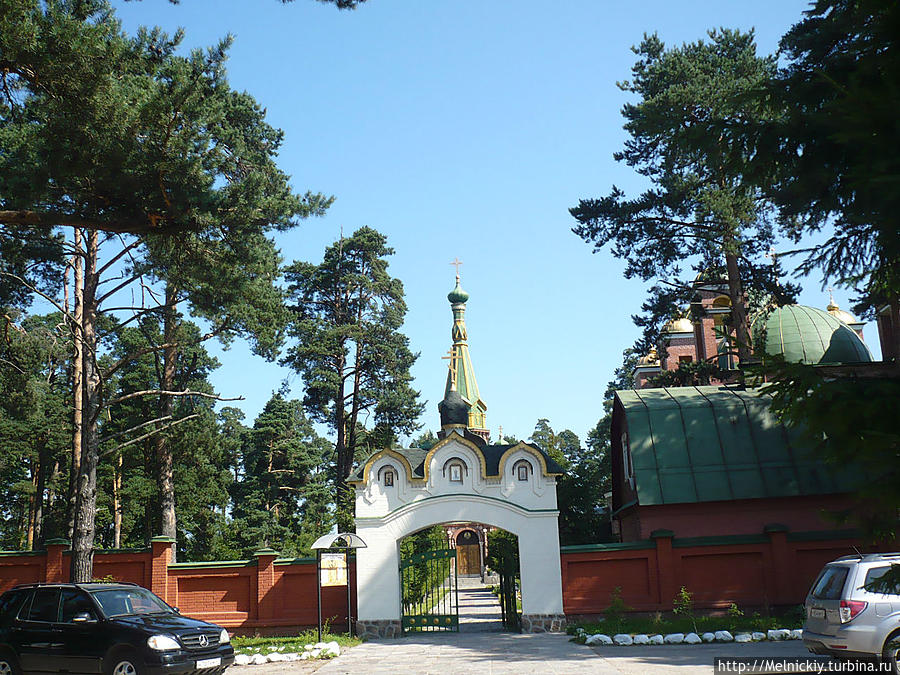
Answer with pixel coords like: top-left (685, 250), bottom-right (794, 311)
top-left (610, 279), bottom-right (889, 542)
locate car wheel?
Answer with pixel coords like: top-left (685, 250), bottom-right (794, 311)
top-left (0, 651), bottom-right (21, 675)
top-left (882, 632), bottom-right (900, 675)
top-left (104, 650), bottom-right (142, 675)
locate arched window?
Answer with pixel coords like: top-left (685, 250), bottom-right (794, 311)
top-left (443, 457), bottom-right (468, 483)
top-left (621, 432), bottom-right (634, 488)
top-left (512, 459), bottom-right (532, 482)
top-left (378, 465), bottom-right (395, 487)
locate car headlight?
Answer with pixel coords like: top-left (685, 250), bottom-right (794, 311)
top-left (220, 628), bottom-right (230, 645)
top-left (147, 634), bottom-right (181, 651)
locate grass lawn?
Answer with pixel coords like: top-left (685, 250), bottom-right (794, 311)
top-left (231, 630), bottom-right (362, 657)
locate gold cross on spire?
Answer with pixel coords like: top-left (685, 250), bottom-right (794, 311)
top-left (441, 348), bottom-right (458, 390)
top-left (450, 257), bottom-right (463, 278)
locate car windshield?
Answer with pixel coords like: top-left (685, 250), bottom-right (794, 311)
top-left (90, 588), bottom-right (173, 617)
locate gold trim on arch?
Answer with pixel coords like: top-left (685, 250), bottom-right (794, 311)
top-left (497, 442), bottom-right (564, 478)
top-left (421, 432), bottom-right (488, 480)
top-left (349, 448), bottom-right (425, 486)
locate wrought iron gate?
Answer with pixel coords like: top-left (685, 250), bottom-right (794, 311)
top-left (497, 549), bottom-right (521, 632)
top-left (400, 548), bottom-right (458, 632)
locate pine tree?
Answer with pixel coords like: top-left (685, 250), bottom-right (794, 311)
top-left (570, 29), bottom-right (784, 364)
top-left (283, 228), bottom-right (424, 530)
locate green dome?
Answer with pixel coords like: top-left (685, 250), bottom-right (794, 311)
top-left (447, 279), bottom-right (469, 304)
top-left (753, 305), bottom-right (872, 365)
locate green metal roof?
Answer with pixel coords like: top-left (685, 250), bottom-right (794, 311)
top-left (754, 305), bottom-right (873, 364)
top-left (616, 386), bottom-right (857, 506)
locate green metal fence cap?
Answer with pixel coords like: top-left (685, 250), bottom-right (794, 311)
top-left (44, 538), bottom-right (70, 547)
top-left (149, 536), bottom-right (175, 543)
top-left (650, 529), bottom-right (674, 539)
top-left (252, 547), bottom-right (280, 557)
top-left (763, 523), bottom-right (790, 533)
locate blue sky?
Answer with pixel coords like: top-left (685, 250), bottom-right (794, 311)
top-left (108, 0), bottom-right (875, 445)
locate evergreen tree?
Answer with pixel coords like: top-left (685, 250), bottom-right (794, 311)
top-left (570, 29), bottom-right (785, 364)
top-left (283, 227), bottom-right (424, 530)
top-left (0, 1), bottom-right (329, 579)
top-left (229, 394), bottom-right (333, 557)
top-left (0, 312), bottom-right (72, 549)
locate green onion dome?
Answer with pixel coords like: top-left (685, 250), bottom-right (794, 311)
top-left (753, 305), bottom-right (872, 364)
top-left (447, 278), bottom-right (469, 304)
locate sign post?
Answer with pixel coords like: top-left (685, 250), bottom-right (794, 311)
top-left (311, 532), bottom-right (367, 641)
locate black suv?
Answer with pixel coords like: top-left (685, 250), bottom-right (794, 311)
top-left (0, 582), bottom-right (234, 674)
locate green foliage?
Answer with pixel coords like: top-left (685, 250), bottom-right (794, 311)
top-left (571, 29), bottom-right (786, 362)
top-left (529, 419), bottom-right (611, 546)
top-left (571, 611), bottom-right (801, 638)
top-left (283, 227), bottom-right (423, 529)
top-left (231, 630), bottom-right (362, 657)
top-left (398, 526), bottom-right (447, 609)
top-left (486, 529), bottom-right (519, 573)
top-left (604, 586), bottom-right (631, 628)
top-left (228, 394), bottom-right (333, 558)
top-left (647, 360), bottom-right (724, 388)
top-left (673, 586), bottom-right (697, 633)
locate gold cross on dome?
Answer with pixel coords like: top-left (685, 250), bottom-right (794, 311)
top-left (450, 258), bottom-right (463, 276)
top-left (441, 349), bottom-right (458, 387)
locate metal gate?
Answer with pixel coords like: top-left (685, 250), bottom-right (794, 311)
top-left (497, 549), bottom-right (521, 632)
top-left (400, 548), bottom-right (458, 632)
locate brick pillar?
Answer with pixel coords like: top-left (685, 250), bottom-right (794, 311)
top-left (651, 529), bottom-right (676, 608)
top-left (150, 536), bottom-right (174, 603)
top-left (45, 539), bottom-right (70, 583)
top-left (764, 523), bottom-right (791, 606)
top-left (254, 548), bottom-right (280, 623)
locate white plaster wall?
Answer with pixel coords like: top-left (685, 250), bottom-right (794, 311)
top-left (355, 494), bottom-right (563, 621)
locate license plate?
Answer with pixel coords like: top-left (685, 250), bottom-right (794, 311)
top-left (809, 608), bottom-right (825, 619)
top-left (196, 657), bottom-right (222, 668)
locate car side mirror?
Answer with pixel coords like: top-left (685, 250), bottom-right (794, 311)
top-left (72, 612), bottom-right (97, 623)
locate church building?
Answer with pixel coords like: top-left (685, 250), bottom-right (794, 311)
top-left (611, 279), bottom-right (881, 542)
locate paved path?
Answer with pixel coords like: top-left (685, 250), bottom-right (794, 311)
top-left (457, 576), bottom-right (503, 633)
top-left (242, 633), bottom-right (813, 675)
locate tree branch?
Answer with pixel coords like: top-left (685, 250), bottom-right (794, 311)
top-left (101, 414), bottom-right (201, 456)
top-left (106, 389), bottom-right (243, 407)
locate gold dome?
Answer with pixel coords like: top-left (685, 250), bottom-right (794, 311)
top-left (662, 317), bottom-right (694, 334)
top-left (826, 296), bottom-right (858, 326)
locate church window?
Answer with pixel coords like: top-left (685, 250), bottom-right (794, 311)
top-left (443, 458), bottom-right (468, 482)
top-left (513, 460), bottom-right (532, 481)
top-left (383, 469), bottom-right (394, 487)
top-left (679, 355), bottom-right (692, 364)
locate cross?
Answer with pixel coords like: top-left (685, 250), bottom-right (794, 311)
top-left (441, 349), bottom-right (458, 388)
top-left (450, 258), bottom-right (463, 277)
top-left (497, 425), bottom-right (503, 442)
top-left (828, 286), bottom-right (836, 306)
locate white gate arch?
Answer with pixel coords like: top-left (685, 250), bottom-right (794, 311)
top-left (350, 430), bottom-right (566, 638)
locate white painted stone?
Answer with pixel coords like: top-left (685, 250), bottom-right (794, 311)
top-left (751, 632), bottom-right (767, 642)
top-left (322, 641), bottom-right (341, 657)
top-left (633, 634), bottom-right (651, 645)
top-left (735, 633), bottom-right (752, 643)
top-left (304, 644), bottom-right (314, 650)
top-left (613, 634), bottom-right (633, 645)
top-left (285, 653), bottom-right (300, 661)
top-left (714, 631), bottom-right (734, 642)
top-left (313, 642), bottom-right (327, 649)
top-left (790, 629), bottom-right (803, 640)
top-left (702, 632), bottom-right (716, 643)
top-left (310, 649), bottom-right (322, 658)
top-left (266, 653), bottom-right (285, 662)
top-left (234, 654), bottom-right (250, 666)
top-left (684, 633), bottom-right (702, 644)
top-left (355, 433), bottom-right (563, 624)
top-left (768, 629), bottom-right (790, 641)
top-left (300, 652), bottom-right (312, 660)
top-left (250, 654), bottom-right (267, 665)
top-left (649, 634), bottom-right (665, 645)
top-left (585, 634), bottom-right (613, 645)
top-left (664, 633), bottom-right (684, 644)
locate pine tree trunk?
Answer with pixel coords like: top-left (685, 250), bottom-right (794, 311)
top-left (724, 249), bottom-right (752, 365)
top-left (33, 439), bottom-right (47, 548)
top-left (155, 284), bottom-right (178, 559)
top-left (113, 454), bottom-right (122, 549)
top-left (26, 460), bottom-right (36, 550)
top-left (71, 230), bottom-right (100, 583)
top-left (334, 350), bottom-right (351, 532)
top-left (890, 296), bottom-right (900, 370)
top-left (68, 228), bottom-right (84, 542)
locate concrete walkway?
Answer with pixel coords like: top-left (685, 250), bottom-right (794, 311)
top-left (456, 575), bottom-right (503, 633)
top-left (303, 632), bottom-right (811, 675)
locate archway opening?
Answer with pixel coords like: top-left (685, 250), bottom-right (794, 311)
top-left (396, 523), bottom-right (521, 633)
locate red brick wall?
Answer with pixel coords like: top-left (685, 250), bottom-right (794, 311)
top-left (0, 543), bottom-right (357, 635)
top-left (561, 530), bottom-right (888, 616)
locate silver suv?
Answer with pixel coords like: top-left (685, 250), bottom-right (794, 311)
top-left (804, 553), bottom-right (900, 670)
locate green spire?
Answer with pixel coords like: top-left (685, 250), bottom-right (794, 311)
top-left (442, 272), bottom-right (487, 439)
